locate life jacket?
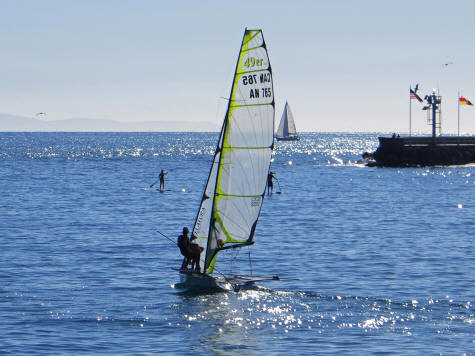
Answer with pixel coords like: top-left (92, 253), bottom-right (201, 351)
top-left (177, 234), bottom-right (192, 256)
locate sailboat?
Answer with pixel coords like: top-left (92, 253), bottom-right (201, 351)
top-left (177, 29), bottom-right (278, 292)
top-left (275, 101), bottom-right (300, 141)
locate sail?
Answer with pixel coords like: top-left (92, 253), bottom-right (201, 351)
top-left (276, 102), bottom-right (298, 139)
top-left (192, 29), bottom-right (274, 274)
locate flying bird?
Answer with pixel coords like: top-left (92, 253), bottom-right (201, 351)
top-left (36, 112), bottom-right (46, 116)
top-left (443, 61), bottom-right (453, 67)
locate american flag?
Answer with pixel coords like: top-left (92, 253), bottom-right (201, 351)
top-left (410, 88), bottom-right (423, 103)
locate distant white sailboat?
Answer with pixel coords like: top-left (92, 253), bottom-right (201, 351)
top-left (275, 101), bottom-right (300, 141)
top-left (176, 29), bottom-right (279, 292)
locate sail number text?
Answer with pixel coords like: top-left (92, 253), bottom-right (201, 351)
top-left (242, 73), bottom-right (272, 99)
top-left (251, 197), bottom-right (261, 207)
top-left (195, 207), bottom-right (206, 231)
top-left (248, 88), bottom-right (272, 98)
top-left (242, 73), bottom-right (271, 85)
top-left (244, 57), bottom-right (264, 68)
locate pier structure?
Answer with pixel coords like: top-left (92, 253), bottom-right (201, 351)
top-left (367, 92), bottom-right (475, 167)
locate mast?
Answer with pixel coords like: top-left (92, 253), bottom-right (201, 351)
top-left (283, 102), bottom-right (289, 137)
top-left (203, 29), bottom-right (247, 273)
top-left (409, 86), bottom-right (412, 137)
top-left (193, 29), bottom-right (274, 275)
top-left (423, 90), bottom-right (441, 141)
top-left (431, 94), bottom-right (437, 138)
top-left (458, 92), bottom-right (460, 137)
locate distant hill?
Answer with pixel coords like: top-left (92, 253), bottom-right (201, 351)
top-left (0, 113), bottom-right (219, 132)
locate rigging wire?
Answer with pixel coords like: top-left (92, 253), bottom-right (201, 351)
top-left (248, 248), bottom-right (253, 276)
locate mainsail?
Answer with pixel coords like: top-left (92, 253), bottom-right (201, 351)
top-left (276, 101), bottom-right (299, 140)
top-left (192, 29), bottom-right (274, 274)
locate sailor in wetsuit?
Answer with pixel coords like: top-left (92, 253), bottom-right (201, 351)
top-left (159, 169), bottom-right (167, 191)
top-left (177, 227), bottom-right (203, 271)
top-left (267, 171), bottom-right (276, 195)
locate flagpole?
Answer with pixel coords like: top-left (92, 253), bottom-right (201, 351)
top-left (457, 91), bottom-right (460, 136)
top-left (409, 86), bottom-right (412, 136)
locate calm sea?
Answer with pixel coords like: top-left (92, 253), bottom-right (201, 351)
top-left (1, 132), bottom-right (473, 355)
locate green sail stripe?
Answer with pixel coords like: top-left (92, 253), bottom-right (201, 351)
top-left (240, 46), bottom-right (262, 53)
top-left (205, 208), bottom-right (248, 272)
top-left (222, 146), bottom-right (271, 150)
top-left (214, 206), bottom-right (254, 243)
top-left (213, 213), bottom-right (232, 241)
top-left (215, 193), bottom-right (263, 198)
top-left (205, 254), bottom-right (218, 274)
top-left (212, 189), bottom-right (261, 244)
top-left (203, 29), bottom-right (273, 274)
top-left (229, 102), bottom-right (272, 108)
top-left (235, 66), bottom-right (268, 84)
top-left (243, 30), bottom-right (259, 43)
top-left (234, 34), bottom-right (269, 91)
top-left (241, 30), bottom-right (260, 51)
top-left (239, 43), bottom-right (266, 55)
top-left (235, 68), bottom-right (270, 75)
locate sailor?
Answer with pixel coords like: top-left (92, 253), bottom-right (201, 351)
top-left (159, 169), bottom-right (167, 191)
top-left (267, 171), bottom-right (276, 195)
top-left (177, 227), bottom-right (203, 271)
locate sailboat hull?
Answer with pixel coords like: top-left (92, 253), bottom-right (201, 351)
top-left (175, 270), bottom-right (273, 292)
top-left (276, 135), bottom-right (300, 141)
top-left (177, 270), bottom-right (234, 292)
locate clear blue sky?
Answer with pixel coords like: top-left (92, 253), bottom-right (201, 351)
top-left (2, 0), bottom-right (475, 133)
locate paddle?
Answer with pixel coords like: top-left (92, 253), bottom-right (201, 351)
top-left (275, 178), bottom-right (283, 194)
top-left (150, 168), bottom-right (176, 188)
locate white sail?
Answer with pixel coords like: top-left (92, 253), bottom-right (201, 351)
top-left (276, 101), bottom-right (299, 140)
top-left (192, 29), bottom-right (274, 274)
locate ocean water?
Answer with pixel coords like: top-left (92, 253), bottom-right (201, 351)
top-left (1, 132), bottom-right (473, 355)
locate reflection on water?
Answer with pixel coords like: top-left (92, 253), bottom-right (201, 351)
top-left (1, 132), bottom-right (473, 355)
top-left (169, 287), bottom-right (473, 354)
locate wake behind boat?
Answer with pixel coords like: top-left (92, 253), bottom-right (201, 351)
top-left (175, 29), bottom-right (278, 292)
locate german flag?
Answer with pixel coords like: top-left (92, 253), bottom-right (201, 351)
top-left (459, 96), bottom-right (473, 106)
